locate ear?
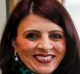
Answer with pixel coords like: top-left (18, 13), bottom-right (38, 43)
top-left (12, 39), bottom-right (17, 49)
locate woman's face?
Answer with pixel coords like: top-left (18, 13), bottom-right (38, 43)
top-left (13, 14), bottom-right (66, 74)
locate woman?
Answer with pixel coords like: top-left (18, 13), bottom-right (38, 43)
top-left (0, 0), bottom-right (80, 74)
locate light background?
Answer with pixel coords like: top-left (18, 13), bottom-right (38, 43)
top-left (64, 0), bottom-right (80, 38)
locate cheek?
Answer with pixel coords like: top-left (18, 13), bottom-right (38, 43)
top-left (16, 37), bottom-right (35, 51)
top-left (55, 40), bottom-right (66, 55)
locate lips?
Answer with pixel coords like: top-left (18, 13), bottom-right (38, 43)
top-left (33, 54), bottom-right (56, 63)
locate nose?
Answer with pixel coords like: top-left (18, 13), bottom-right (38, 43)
top-left (37, 37), bottom-right (53, 51)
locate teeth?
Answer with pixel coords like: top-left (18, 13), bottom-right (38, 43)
top-left (36, 56), bottom-right (52, 61)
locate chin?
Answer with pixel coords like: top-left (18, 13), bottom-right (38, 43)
top-left (34, 67), bottom-right (55, 74)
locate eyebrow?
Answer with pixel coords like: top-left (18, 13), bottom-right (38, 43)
top-left (23, 30), bottom-right (64, 34)
top-left (23, 30), bottom-right (41, 35)
top-left (48, 30), bottom-right (64, 34)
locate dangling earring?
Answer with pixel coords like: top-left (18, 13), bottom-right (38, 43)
top-left (14, 51), bottom-right (19, 61)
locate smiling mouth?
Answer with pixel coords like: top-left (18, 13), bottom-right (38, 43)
top-left (33, 54), bottom-right (56, 63)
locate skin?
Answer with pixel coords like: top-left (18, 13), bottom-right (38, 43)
top-left (12, 14), bottom-right (66, 74)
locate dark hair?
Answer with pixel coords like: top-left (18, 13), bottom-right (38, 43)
top-left (0, 0), bottom-right (80, 74)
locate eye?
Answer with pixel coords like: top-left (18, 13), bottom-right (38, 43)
top-left (25, 32), bottom-right (40, 41)
top-left (49, 33), bottom-right (63, 40)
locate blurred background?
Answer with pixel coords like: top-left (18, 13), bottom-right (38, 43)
top-left (0, 0), bottom-right (80, 40)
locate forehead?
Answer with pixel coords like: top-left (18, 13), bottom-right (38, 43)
top-left (18, 14), bottom-right (63, 32)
